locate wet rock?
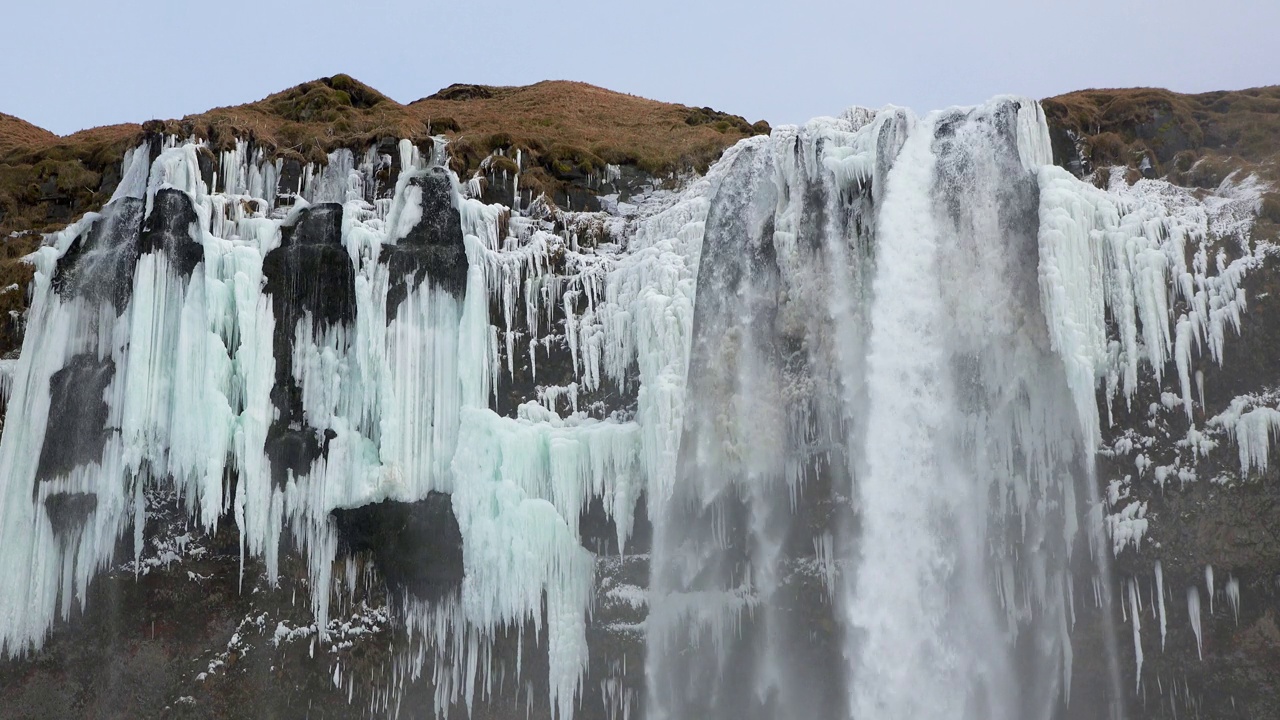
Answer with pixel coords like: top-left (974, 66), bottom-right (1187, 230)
top-left (275, 158), bottom-right (305, 208)
top-left (382, 167), bottom-right (467, 316)
top-left (139, 188), bottom-right (202, 276)
top-left (332, 494), bottom-right (464, 600)
top-left (35, 353), bottom-right (115, 486)
top-left (51, 197), bottom-right (144, 311)
top-left (579, 494), bottom-right (652, 556)
top-left (264, 202), bottom-right (355, 329)
top-left (261, 203), bottom-right (356, 488)
top-left (44, 492), bottom-right (97, 537)
top-left (263, 424), bottom-right (333, 491)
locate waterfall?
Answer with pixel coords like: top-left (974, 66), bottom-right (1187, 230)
top-left (649, 98), bottom-right (1133, 719)
top-left (0, 93), bottom-right (1261, 719)
top-left (847, 112), bottom-right (975, 719)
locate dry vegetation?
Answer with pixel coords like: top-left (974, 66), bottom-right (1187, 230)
top-left (413, 81), bottom-right (769, 179)
top-left (0, 122), bottom-right (144, 236)
top-left (0, 233), bottom-right (39, 356)
top-left (0, 76), bottom-right (769, 362)
top-left (1042, 86), bottom-right (1280, 234)
top-left (0, 75), bottom-right (768, 237)
top-left (5, 78), bottom-right (1277, 240)
top-left (0, 113), bottom-right (57, 156)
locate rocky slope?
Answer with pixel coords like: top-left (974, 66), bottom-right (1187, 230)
top-left (0, 79), bottom-right (1277, 719)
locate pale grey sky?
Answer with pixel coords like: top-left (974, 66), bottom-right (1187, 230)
top-left (4, 0), bottom-right (1278, 136)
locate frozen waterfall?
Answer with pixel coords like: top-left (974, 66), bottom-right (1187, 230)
top-left (0, 95), bottom-right (1263, 720)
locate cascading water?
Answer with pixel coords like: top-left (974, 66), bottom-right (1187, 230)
top-left (647, 98), bottom-right (1148, 720)
top-left (848, 111), bottom-right (978, 718)
top-left (0, 93), bottom-right (1266, 719)
top-left (842, 103), bottom-right (1099, 719)
top-left (646, 137), bottom-right (847, 719)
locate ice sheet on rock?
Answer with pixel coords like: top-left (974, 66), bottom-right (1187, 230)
top-left (110, 144), bottom-right (152, 203)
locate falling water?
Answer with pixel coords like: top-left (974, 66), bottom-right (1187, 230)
top-left (650, 97), bottom-right (1129, 720)
top-left (845, 113), bottom-right (975, 718)
top-left (6, 92), bottom-right (1235, 720)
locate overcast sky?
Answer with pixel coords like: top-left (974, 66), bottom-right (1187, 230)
top-left (4, 0), bottom-right (1278, 136)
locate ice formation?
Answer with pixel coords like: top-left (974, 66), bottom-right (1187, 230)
top-left (0, 90), bottom-right (1270, 720)
top-left (1038, 163), bottom-right (1258, 447)
top-left (0, 136), bottom-right (647, 718)
top-left (652, 98), bottom-right (1128, 720)
top-left (1206, 564), bottom-right (1216, 615)
top-left (1208, 392), bottom-right (1280, 475)
top-left (1128, 579), bottom-right (1143, 692)
top-left (1188, 586), bottom-right (1204, 660)
top-left (1155, 561), bottom-right (1167, 651)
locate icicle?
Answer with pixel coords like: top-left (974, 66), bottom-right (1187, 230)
top-left (1187, 587), bottom-right (1203, 660)
top-left (1208, 399), bottom-right (1280, 475)
top-left (1205, 565), bottom-right (1215, 615)
top-left (1129, 578), bottom-right (1143, 692)
top-left (1155, 561), bottom-right (1167, 651)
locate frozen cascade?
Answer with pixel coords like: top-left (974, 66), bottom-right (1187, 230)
top-left (642, 94), bottom-right (1251, 719)
top-left (0, 91), bottom-right (1266, 720)
top-left (0, 135), bottom-right (654, 718)
top-left (646, 136), bottom-right (821, 720)
top-left (648, 97), bottom-right (1139, 720)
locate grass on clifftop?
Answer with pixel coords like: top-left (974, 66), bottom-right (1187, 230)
top-left (0, 76), bottom-right (769, 236)
top-left (1043, 85), bottom-right (1280, 237)
top-left (413, 81), bottom-right (770, 178)
top-left (1044, 88), bottom-right (1280, 187)
top-left (8, 78), bottom-right (1277, 240)
top-left (0, 113), bottom-right (58, 156)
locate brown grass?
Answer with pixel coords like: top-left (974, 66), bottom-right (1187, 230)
top-left (1043, 86), bottom-right (1280, 241)
top-left (411, 81), bottom-right (768, 176)
top-left (0, 122), bottom-right (140, 236)
top-left (1042, 86), bottom-right (1280, 184)
top-left (0, 232), bottom-right (40, 357)
top-left (0, 113), bottom-right (57, 156)
top-left (0, 76), bottom-right (768, 236)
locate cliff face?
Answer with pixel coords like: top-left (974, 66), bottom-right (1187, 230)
top-left (0, 80), bottom-right (1276, 720)
top-left (1044, 87), bottom-right (1280, 718)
